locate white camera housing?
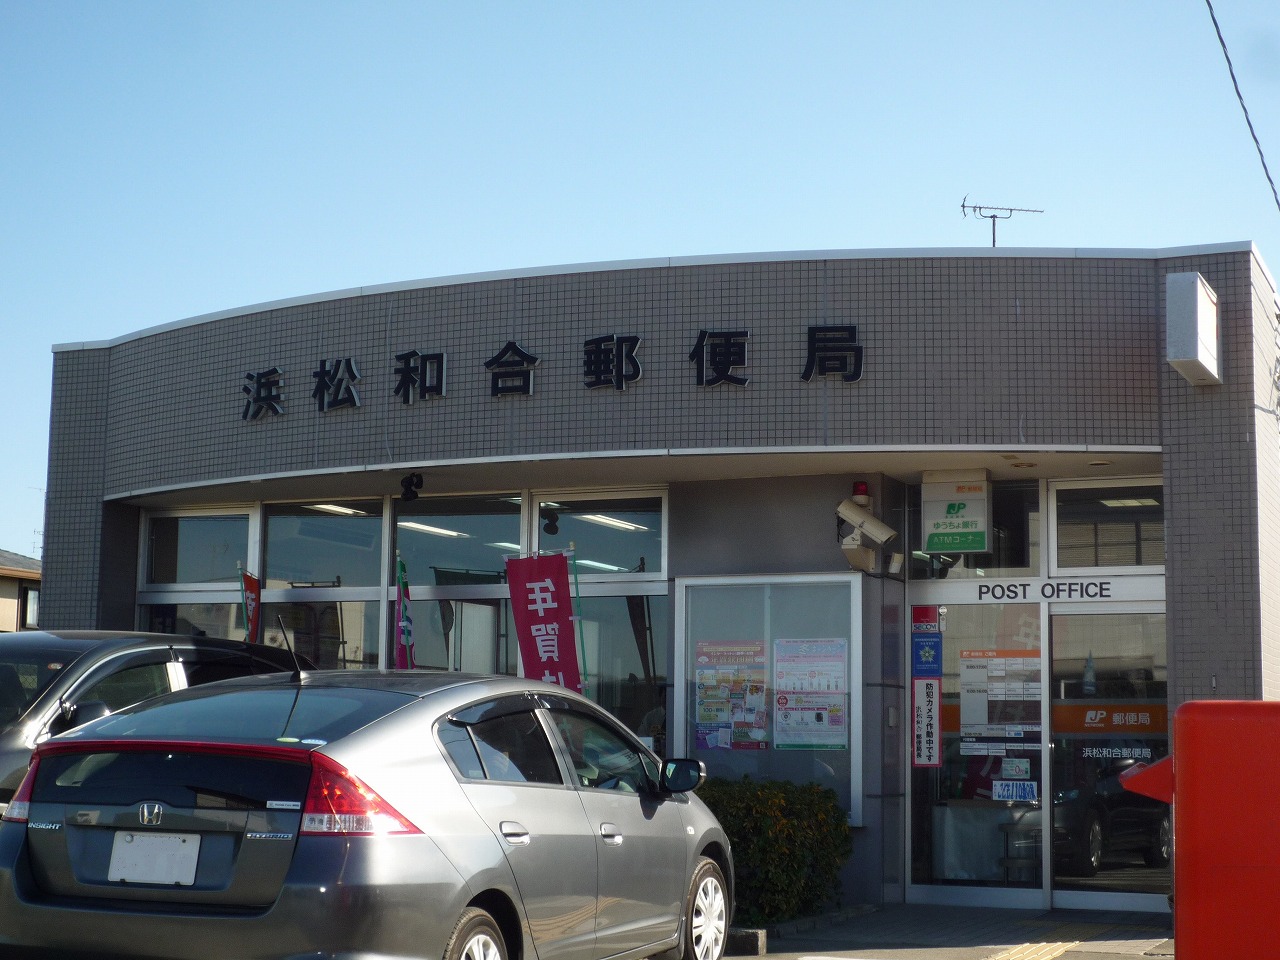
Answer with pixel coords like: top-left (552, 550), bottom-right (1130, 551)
top-left (837, 499), bottom-right (898, 545)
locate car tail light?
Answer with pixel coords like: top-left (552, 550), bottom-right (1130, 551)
top-left (2, 756), bottom-right (39, 824)
top-left (301, 752), bottom-right (420, 836)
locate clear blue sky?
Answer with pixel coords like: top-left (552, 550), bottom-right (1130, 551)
top-left (2, 1), bottom-right (1278, 560)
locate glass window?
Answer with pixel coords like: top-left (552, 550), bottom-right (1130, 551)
top-left (571, 595), bottom-right (670, 752)
top-left (20, 585), bottom-right (38, 630)
top-left (147, 515), bottom-right (248, 585)
top-left (910, 602), bottom-right (1043, 890)
top-left (396, 495), bottom-right (521, 588)
top-left (78, 686), bottom-right (414, 744)
top-left (35, 750), bottom-right (313, 807)
top-left (910, 481), bottom-right (1040, 581)
top-left (397, 597), bottom-right (516, 674)
top-left (264, 502), bottom-right (383, 588)
top-left (536, 496), bottom-right (662, 575)
top-left (264, 601), bottom-right (379, 670)
top-left (551, 710), bottom-right (651, 792)
top-left (682, 577), bottom-right (859, 817)
top-left (396, 593), bottom-right (670, 745)
top-left (468, 712), bottom-right (563, 785)
top-left (79, 662), bottom-right (171, 712)
top-left (0, 645), bottom-right (81, 721)
top-left (1055, 484), bottom-right (1163, 570)
top-left (145, 602), bottom-right (244, 640)
top-left (1051, 613), bottom-right (1169, 895)
top-left (439, 722), bottom-right (486, 779)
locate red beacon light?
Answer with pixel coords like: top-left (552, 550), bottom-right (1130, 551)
top-left (851, 481), bottom-right (872, 507)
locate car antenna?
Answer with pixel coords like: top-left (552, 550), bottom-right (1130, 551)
top-left (276, 614), bottom-right (305, 682)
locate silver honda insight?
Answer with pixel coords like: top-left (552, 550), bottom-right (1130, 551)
top-left (0, 670), bottom-right (733, 960)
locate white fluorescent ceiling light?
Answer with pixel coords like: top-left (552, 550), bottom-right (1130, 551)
top-left (574, 559), bottom-right (628, 572)
top-left (308, 504), bottom-right (367, 516)
top-left (576, 514), bottom-right (649, 532)
top-left (398, 521), bottom-right (470, 538)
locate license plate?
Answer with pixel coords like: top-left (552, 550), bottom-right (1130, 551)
top-left (108, 831), bottom-right (200, 885)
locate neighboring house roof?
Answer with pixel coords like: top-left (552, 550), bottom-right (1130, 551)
top-left (0, 550), bottom-right (41, 581)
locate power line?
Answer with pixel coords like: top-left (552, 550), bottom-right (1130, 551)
top-left (1204, 0), bottom-right (1280, 216)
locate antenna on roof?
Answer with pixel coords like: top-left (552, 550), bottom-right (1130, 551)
top-left (961, 196), bottom-right (1043, 247)
top-left (276, 614), bottom-right (305, 682)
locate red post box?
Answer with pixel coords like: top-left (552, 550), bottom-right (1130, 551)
top-left (1121, 700), bottom-right (1280, 959)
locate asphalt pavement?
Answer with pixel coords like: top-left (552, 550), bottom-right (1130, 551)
top-left (734, 903), bottom-right (1175, 960)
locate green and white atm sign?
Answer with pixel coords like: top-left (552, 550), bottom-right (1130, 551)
top-left (922, 474), bottom-right (991, 553)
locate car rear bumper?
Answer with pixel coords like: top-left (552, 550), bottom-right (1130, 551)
top-left (0, 829), bottom-right (480, 960)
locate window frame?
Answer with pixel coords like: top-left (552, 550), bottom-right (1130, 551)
top-left (673, 572), bottom-right (864, 825)
top-left (137, 507), bottom-right (257, 593)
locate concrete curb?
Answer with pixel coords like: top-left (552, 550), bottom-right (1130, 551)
top-left (728, 904), bottom-right (877, 955)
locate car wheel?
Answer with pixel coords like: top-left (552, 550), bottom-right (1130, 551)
top-left (1145, 812), bottom-right (1172, 867)
top-left (683, 858), bottom-right (727, 960)
top-left (445, 908), bottom-right (506, 960)
top-left (1071, 812), bottom-right (1102, 877)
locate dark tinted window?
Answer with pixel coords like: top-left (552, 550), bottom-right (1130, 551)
top-left (34, 750), bottom-right (311, 808)
top-left (0, 648), bottom-right (82, 722)
top-left (79, 663), bottom-right (170, 711)
top-left (468, 712), bottom-right (562, 785)
top-left (438, 722), bottom-right (485, 779)
top-left (79, 686), bottom-right (413, 745)
top-left (178, 649), bottom-right (297, 686)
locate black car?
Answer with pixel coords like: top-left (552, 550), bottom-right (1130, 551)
top-left (1053, 750), bottom-right (1171, 876)
top-left (0, 630), bottom-right (308, 808)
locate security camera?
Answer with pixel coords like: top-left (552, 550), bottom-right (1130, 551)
top-left (837, 499), bottom-right (898, 545)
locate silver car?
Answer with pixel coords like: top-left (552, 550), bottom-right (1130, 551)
top-left (0, 670), bottom-right (733, 960)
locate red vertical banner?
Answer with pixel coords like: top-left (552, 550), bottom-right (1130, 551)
top-left (505, 554), bottom-right (583, 692)
top-left (241, 570), bottom-right (261, 644)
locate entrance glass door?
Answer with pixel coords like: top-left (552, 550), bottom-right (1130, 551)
top-left (910, 602), bottom-right (1044, 893)
top-left (1050, 612), bottom-right (1171, 899)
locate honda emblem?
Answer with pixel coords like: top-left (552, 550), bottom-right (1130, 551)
top-left (138, 803), bottom-right (163, 826)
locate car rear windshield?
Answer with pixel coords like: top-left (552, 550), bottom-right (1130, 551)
top-left (33, 749), bottom-right (312, 808)
top-left (72, 685), bottom-right (415, 746)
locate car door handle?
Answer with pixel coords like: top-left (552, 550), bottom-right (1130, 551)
top-left (499, 821), bottom-right (531, 845)
top-left (599, 822), bottom-right (623, 846)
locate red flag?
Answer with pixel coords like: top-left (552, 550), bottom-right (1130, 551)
top-left (241, 570), bottom-right (261, 644)
top-left (505, 554), bottom-right (583, 692)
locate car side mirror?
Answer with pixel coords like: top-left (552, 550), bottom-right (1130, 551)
top-left (48, 699), bottom-right (111, 736)
top-left (660, 758), bottom-right (706, 794)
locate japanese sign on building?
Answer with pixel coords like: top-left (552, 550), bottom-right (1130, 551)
top-left (238, 324), bottom-right (867, 420)
top-left (913, 676), bottom-right (942, 767)
top-left (922, 469), bottom-right (991, 553)
top-left (504, 553), bottom-right (583, 692)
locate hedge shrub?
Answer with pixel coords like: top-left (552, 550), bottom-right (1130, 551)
top-left (698, 776), bottom-right (853, 925)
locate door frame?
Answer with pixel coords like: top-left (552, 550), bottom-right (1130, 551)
top-left (1047, 600), bottom-right (1170, 914)
top-left (904, 577), bottom-right (1167, 912)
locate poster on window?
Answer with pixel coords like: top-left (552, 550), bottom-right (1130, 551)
top-left (958, 648), bottom-right (1041, 756)
top-left (773, 638), bottom-right (847, 750)
top-left (693, 640), bottom-right (768, 749)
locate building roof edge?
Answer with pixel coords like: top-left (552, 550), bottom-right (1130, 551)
top-left (53, 242), bottom-right (1266, 353)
